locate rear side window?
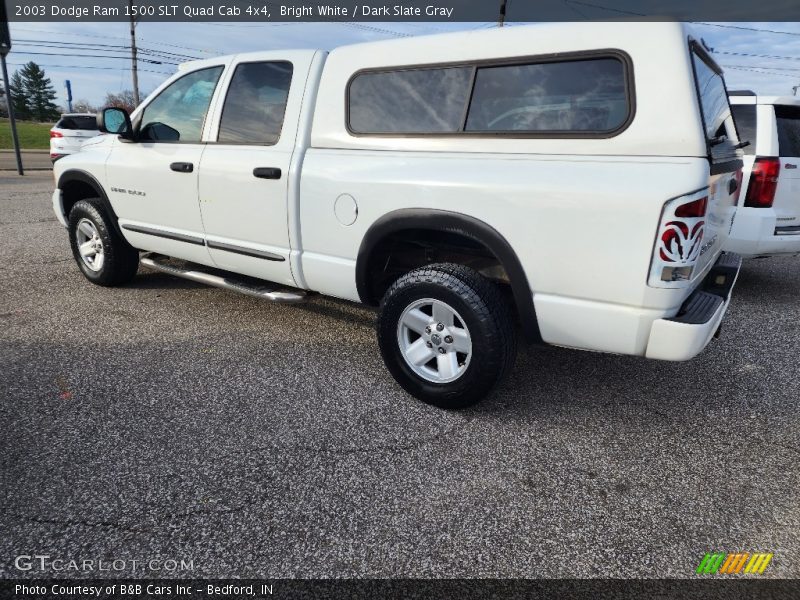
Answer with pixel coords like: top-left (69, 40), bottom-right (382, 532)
top-left (348, 67), bottom-right (473, 133)
top-left (775, 105), bottom-right (800, 157)
top-left (218, 61), bottom-right (293, 144)
top-left (465, 58), bottom-right (628, 133)
top-left (56, 116), bottom-right (98, 130)
top-left (347, 53), bottom-right (632, 136)
top-left (730, 105), bottom-right (756, 155)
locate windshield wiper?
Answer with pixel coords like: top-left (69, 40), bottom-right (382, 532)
top-left (709, 136), bottom-right (751, 150)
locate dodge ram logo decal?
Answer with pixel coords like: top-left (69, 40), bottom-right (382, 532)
top-left (659, 220), bottom-right (705, 264)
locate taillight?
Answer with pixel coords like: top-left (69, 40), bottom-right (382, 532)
top-left (744, 157), bottom-right (780, 208)
top-left (50, 131), bottom-right (63, 138)
top-left (674, 197), bottom-right (708, 218)
top-left (649, 190), bottom-right (709, 287)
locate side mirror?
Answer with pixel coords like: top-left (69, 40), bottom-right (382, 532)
top-left (97, 107), bottom-right (132, 137)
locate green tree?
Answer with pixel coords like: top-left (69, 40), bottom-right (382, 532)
top-left (16, 62), bottom-right (60, 121)
top-left (9, 71), bottom-right (31, 120)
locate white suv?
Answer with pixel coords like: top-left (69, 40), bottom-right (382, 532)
top-left (50, 113), bottom-right (100, 162)
top-left (727, 92), bottom-right (800, 256)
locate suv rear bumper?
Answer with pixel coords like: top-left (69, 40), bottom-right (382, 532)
top-left (645, 252), bottom-right (742, 361)
top-left (724, 207), bottom-right (800, 256)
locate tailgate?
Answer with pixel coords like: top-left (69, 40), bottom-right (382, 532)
top-left (695, 166), bottom-right (741, 275)
top-left (689, 44), bottom-right (742, 277)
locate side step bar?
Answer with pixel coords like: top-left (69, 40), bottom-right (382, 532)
top-left (140, 253), bottom-right (307, 303)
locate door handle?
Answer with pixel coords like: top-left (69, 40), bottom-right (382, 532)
top-left (253, 167), bottom-right (282, 180)
top-left (170, 162), bottom-right (194, 173)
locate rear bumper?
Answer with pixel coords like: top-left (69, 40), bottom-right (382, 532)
top-left (724, 207), bottom-right (800, 256)
top-left (645, 252), bottom-right (742, 361)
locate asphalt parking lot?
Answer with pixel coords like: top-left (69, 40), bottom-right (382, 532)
top-left (0, 172), bottom-right (798, 579)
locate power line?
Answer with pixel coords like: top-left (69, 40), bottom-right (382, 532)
top-left (723, 63), bottom-right (800, 72)
top-left (10, 25), bottom-right (218, 55)
top-left (723, 66), bottom-right (800, 79)
top-left (9, 50), bottom-right (176, 65)
top-left (715, 50), bottom-right (800, 63)
top-left (139, 37), bottom-right (219, 55)
top-left (14, 40), bottom-right (200, 61)
top-left (561, 0), bottom-right (642, 16)
top-left (562, 1), bottom-right (800, 34)
top-left (2, 62), bottom-right (172, 75)
top-left (561, 0), bottom-right (591, 19)
top-left (695, 22), bottom-right (800, 38)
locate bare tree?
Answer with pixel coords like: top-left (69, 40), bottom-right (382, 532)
top-left (104, 90), bottom-right (138, 113)
top-left (72, 99), bottom-right (98, 113)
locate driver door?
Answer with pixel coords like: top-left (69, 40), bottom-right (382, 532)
top-left (105, 65), bottom-right (225, 265)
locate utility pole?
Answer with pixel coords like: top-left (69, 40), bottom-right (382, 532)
top-left (129, 0), bottom-right (140, 107)
top-left (1, 2), bottom-right (23, 175)
top-left (498, 0), bottom-right (507, 27)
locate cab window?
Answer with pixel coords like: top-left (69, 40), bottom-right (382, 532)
top-left (139, 66), bottom-right (224, 143)
top-left (217, 61), bottom-right (293, 144)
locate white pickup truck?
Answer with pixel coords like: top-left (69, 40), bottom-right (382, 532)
top-left (52, 22), bottom-right (744, 408)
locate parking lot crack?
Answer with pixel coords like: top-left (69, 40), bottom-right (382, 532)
top-left (7, 512), bottom-right (146, 534)
top-left (156, 503), bottom-right (249, 523)
top-left (289, 419), bottom-right (467, 457)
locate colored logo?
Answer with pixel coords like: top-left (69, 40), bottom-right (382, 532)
top-left (696, 552), bottom-right (773, 575)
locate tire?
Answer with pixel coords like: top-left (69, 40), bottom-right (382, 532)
top-left (377, 263), bottom-right (517, 409)
top-left (68, 198), bottom-right (139, 286)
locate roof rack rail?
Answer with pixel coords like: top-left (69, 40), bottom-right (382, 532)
top-left (729, 90), bottom-right (756, 96)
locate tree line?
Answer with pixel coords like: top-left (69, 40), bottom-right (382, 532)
top-left (1, 61), bottom-right (142, 122)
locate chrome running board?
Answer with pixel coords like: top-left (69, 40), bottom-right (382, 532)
top-left (140, 253), bottom-right (307, 303)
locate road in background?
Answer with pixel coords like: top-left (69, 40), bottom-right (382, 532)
top-left (1, 173), bottom-right (798, 578)
top-left (0, 150), bottom-right (52, 171)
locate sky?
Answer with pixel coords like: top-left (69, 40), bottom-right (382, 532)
top-left (4, 20), bottom-right (800, 108)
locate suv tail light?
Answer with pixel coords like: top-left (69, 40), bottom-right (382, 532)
top-left (744, 157), bottom-right (780, 208)
top-left (649, 190), bottom-right (709, 287)
top-left (50, 131), bottom-right (63, 138)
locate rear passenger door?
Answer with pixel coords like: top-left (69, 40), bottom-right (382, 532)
top-left (198, 57), bottom-right (302, 288)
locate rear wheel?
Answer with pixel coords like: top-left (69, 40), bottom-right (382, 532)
top-left (68, 199), bottom-right (139, 286)
top-left (377, 263), bottom-right (517, 408)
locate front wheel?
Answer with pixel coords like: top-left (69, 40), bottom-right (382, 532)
top-left (68, 199), bottom-right (139, 286)
top-left (377, 263), bottom-right (517, 409)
